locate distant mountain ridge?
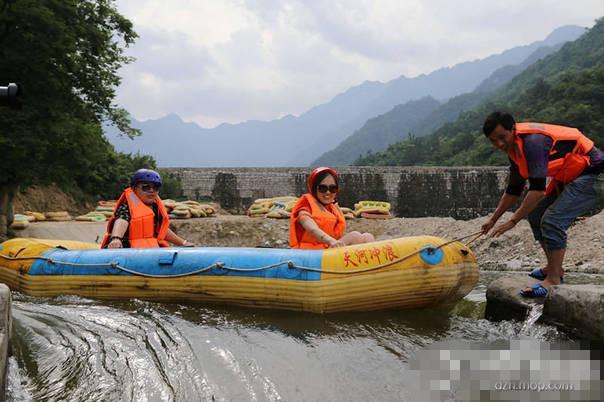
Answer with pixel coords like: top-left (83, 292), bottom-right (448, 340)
top-left (311, 39), bottom-right (572, 166)
top-left (356, 19), bottom-right (604, 167)
top-left (105, 25), bottom-right (585, 167)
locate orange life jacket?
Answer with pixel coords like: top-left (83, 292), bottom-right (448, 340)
top-left (101, 187), bottom-right (170, 248)
top-left (508, 122), bottom-right (594, 194)
top-left (289, 193), bottom-right (346, 249)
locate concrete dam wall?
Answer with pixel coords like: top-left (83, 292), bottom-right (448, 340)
top-left (164, 167), bottom-right (510, 220)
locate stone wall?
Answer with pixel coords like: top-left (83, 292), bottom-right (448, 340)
top-left (164, 167), bottom-right (510, 219)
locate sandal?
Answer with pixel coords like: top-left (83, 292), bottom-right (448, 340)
top-left (528, 268), bottom-right (564, 283)
top-left (520, 283), bottom-right (548, 298)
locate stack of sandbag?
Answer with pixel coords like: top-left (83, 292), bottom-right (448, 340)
top-left (339, 207), bottom-right (356, 220)
top-left (75, 212), bottom-right (107, 222)
top-left (73, 200), bottom-right (115, 222)
top-left (266, 201), bottom-right (291, 219)
top-left (94, 200), bottom-right (117, 218)
top-left (23, 211), bottom-right (46, 222)
top-left (45, 211), bottom-right (73, 221)
top-left (248, 196), bottom-right (298, 218)
top-left (353, 201), bottom-right (393, 219)
top-left (164, 200), bottom-right (217, 219)
top-left (10, 214), bottom-right (34, 230)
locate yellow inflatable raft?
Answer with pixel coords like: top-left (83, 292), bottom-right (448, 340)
top-left (0, 236), bottom-right (478, 313)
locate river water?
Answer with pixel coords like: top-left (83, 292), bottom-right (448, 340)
top-left (6, 271), bottom-right (604, 401)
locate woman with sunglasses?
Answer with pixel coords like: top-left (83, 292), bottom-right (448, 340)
top-left (289, 167), bottom-right (375, 249)
top-left (101, 169), bottom-right (191, 249)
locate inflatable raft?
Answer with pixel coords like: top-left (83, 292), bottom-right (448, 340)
top-left (0, 236), bottom-right (478, 313)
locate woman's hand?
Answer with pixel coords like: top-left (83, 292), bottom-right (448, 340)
top-left (328, 239), bottom-right (345, 248)
top-left (181, 240), bottom-right (195, 247)
top-left (108, 238), bottom-right (123, 248)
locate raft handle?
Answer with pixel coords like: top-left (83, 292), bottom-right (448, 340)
top-left (158, 251), bottom-right (178, 265)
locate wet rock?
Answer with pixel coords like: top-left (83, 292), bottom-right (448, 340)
top-left (487, 277), bottom-right (604, 341)
top-left (543, 285), bottom-right (604, 341)
top-left (485, 276), bottom-right (543, 321)
top-left (0, 284), bottom-right (11, 395)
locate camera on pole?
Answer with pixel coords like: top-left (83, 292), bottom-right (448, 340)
top-left (0, 83), bottom-right (22, 109)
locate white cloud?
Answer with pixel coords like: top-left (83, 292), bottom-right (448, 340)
top-left (115, 0), bottom-right (604, 127)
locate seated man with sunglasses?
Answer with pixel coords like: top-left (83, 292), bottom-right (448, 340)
top-left (101, 169), bottom-right (192, 249)
top-left (289, 167), bottom-right (375, 249)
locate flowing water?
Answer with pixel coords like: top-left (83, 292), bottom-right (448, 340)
top-left (6, 271), bottom-right (604, 401)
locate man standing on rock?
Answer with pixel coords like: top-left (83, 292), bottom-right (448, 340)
top-left (481, 112), bottom-right (604, 297)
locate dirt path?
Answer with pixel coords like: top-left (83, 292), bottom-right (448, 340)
top-left (14, 211), bottom-right (604, 273)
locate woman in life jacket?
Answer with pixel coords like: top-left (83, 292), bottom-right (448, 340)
top-left (289, 167), bottom-right (375, 249)
top-left (102, 169), bottom-right (192, 249)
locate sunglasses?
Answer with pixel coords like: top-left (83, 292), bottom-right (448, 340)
top-left (139, 183), bottom-right (161, 192)
top-left (317, 184), bottom-right (339, 194)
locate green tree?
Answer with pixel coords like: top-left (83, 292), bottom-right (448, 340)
top-left (0, 0), bottom-right (139, 239)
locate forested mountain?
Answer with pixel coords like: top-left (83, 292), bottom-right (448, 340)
top-left (313, 41), bottom-right (569, 166)
top-left (312, 97), bottom-right (440, 166)
top-left (357, 19), bottom-right (604, 167)
top-left (106, 26), bottom-right (584, 167)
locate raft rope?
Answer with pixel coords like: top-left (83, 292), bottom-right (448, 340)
top-left (0, 231), bottom-right (484, 278)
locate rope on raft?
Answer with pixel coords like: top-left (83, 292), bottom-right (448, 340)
top-left (0, 231), bottom-right (484, 278)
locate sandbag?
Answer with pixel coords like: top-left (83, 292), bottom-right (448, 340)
top-left (162, 199), bottom-right (178, 209)
top-left (250, 201), bottom-right (272, 210)
top-left (172, 208), bottom-right (191, 217)
top-left (97, 200), bottom-right (117, 207)
top-left (357, 208), bottom-right (390, 215)
top-left (354, 201), bottom-right (391, 212)
top-left (248, 209), bottom-right (270, 217)
top-left (266, 210), bottom-right (290, 219)
top-left (361, 211), bottom-right (393, 219)
top-left (10, 220), bottom-right (29, 230)
top-left (45, 211), bottom-right (70, 218)
top-left (247, 207), bottom-right (270, 216)
top-left (47, 215), bottom-right (73, 222)
top-left (200, 205), bottom-right (215, 215)
top-left (24, 211), bottom-right (46, 221)
top-left (182, 200), bottom-right (200, 206)
top-left (191, 208), bottom-right (207, 218)
top-left (15, 214), bottom-right (35, 222)
top-left (75, 214), bottom-right (106, 222)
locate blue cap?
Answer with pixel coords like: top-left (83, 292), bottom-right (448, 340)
top-left (130, 169), bottom-right (162, 186)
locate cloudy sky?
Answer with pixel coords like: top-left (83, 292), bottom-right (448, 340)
top-left (115, 0), bottom-right (604, 128)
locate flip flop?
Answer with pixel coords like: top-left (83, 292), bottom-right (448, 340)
top-left (520, 283), bottom-right (548, 298)
top-left (527, 268), bottom-right (564, 283)
top-left (528, 268), bottom-right (547, 280)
